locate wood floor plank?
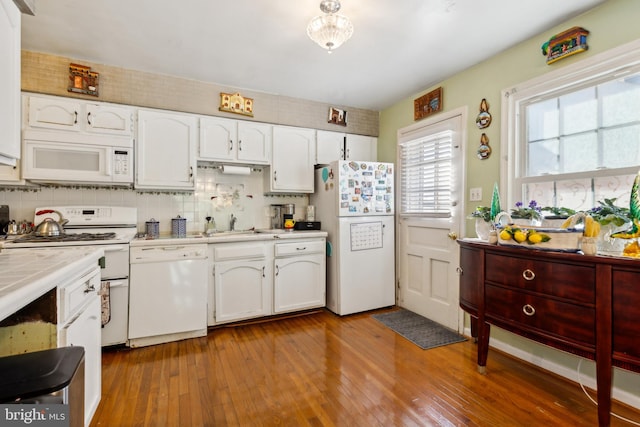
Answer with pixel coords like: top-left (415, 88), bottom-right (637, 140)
top-left (91, 308), bottom-right (640, 426)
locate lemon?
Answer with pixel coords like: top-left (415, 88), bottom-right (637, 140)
top-left (514, 230), bottom-right (527, 243)
top-left (528, 233), bottom-right (543, 244)
top-left (499, 230), bottom-right (511, 240)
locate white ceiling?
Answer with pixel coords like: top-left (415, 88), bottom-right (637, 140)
top-left (20, 0), bottom-right (607, 111)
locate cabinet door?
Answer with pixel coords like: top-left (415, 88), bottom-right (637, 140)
top-left (85, 103), bottom-right (133, 136)
top-left (316, 130), bottom-right (344, 164)
top-left (274, 253), bottom-right (325, 313)
top-left (214, 259), bottom-right (271, 323)
top-left (269, 126), bottom-right (315, 192)
top-left (0, 0), bottom-right (20, 161)
top-left (459, 245), bottom-right (482, 316)
top-left (237, 121), bottom-right (271, 164)
top-left (27, 96), bottom-right (82, 131)
top-left (612, 269), bottom-right (640, 368)
top-left (61, 296), bottom-right (101, 427)
top-left (199, 116), bottom-right (237, 161)
top-left (136, 109), bottom-right (197, 190)
top-left (345, 134), bottom-right (377, 161)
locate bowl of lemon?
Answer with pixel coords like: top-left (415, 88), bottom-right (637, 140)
top-left (497, 225), bottom-right (583, 252)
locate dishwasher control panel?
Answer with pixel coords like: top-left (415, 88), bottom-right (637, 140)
top-left (130, 244), bottom-right (208, 262)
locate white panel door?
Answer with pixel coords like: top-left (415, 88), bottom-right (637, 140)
top-left (397, 109), bottom-right (466, 331)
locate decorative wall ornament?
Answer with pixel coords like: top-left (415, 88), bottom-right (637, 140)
top-left (476, 98), bottom-right (492, 129)
top-left (541, 26), bottom-right (589, 65)
top-left (414, 87), bottom-right (442, 121)
top-left (328, 107), bottom-right (347, 126)
top-left (477, 133), bottom-right (491, 160)
top-left (68, 63), bottom-right (99, 96)
top-left (219, 92), bottom-right (254, 117)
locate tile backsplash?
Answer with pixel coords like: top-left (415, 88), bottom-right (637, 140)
top-left (0, 166), bottom-right (308, 235)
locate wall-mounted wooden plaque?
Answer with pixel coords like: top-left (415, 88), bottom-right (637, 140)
top-left (414, 87), bottom-right (442, 121)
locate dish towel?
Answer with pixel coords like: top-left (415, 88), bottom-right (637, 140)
top-left (99, 281), bottom-right (111, 326)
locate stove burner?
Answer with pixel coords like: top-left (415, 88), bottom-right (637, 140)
top-left (14, 232), bottom-right (117, 243)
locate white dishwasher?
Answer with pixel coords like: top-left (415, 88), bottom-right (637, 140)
top-left (128, 243), bottom-right (208, 347)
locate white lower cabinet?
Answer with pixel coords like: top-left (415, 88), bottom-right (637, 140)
top-left (211, 242), bottom-right (272, 324)
top-left (208, 237), bottom-right (327, 324)
top-left (274, 239), bottom-right (326, 314)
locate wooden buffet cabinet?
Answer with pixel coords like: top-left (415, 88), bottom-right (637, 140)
top-left (457, 239), bottom-right (640, 427)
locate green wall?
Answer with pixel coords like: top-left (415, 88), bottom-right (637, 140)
top-left (380, 0), bottom-right (640, 226)
top-left (380, 0), bottom-right (640, 406)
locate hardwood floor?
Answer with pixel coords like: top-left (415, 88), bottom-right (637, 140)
top-left (91, 308), bottom-right (640, 426)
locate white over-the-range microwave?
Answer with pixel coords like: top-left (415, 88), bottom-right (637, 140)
top-left (22, 129), bottom-right (133, 186)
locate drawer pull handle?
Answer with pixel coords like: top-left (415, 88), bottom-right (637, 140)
top-left (522, 304), bottom-right (536, 316)
top-left (522, 269), bottom-right (535, 281)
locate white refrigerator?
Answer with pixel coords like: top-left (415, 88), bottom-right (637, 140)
top-left (311, 160), bottom-right (395, 315)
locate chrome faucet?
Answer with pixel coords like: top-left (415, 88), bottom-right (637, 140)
top-left (230, 214), bottom-right (237, 231)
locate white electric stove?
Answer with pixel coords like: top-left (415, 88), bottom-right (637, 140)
top-left (3, 206), bottom-right (138, 347)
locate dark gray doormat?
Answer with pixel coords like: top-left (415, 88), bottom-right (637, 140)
top-left (372, 309), bottom-right (467, 350)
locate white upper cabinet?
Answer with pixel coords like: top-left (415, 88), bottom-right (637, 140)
top-left (237, 121), bottom-right (271, 164)
top-left (345, 134), bottom-right (377, 162)
top-left (316, 130), bottom-right (345, 165)
top-left (136, 109), bottom-right (198, 190)
top-left (26, 95), bottom-right (133, 136)
top-left (199, 116), bottom-right (270, 165)
top-left (316, 130), bottom-right (377, 164)
top-left (84, 103), bottom-right (134, 135)
top-left (0, 0), bottom-right (21, 164)
top-left (267, 126), bottom-right (315, 193)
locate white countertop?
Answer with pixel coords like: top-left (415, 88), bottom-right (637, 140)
top-left (0, 247), bottom-right (105, 321)
top-left (130, 229), bottom-right (328, 247)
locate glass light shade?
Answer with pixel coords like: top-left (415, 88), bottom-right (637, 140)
top-left (307, 13), bottom-right (354, 52)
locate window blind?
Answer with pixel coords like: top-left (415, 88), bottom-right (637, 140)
top-left (399, 130), bottom-right (453, 216)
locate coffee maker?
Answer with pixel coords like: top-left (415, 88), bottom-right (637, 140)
top-left (282, 204), bottom-right (295, 230)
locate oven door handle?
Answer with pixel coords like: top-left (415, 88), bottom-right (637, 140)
top-left (103, 280), bottom-right (127, 289)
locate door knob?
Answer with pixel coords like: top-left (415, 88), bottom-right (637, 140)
top-left (448, 232), bottom-right (458, 240)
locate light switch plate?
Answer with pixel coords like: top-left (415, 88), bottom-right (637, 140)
top-left (470, 187), bottom-right (482, 201)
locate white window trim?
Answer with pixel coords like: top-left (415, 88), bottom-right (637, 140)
top-left (500, 37), bottom-right (640, 209)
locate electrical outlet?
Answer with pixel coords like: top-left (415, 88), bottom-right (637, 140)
top-left (470, 187), bottom-right (482, 201)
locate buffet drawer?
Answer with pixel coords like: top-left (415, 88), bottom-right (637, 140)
top-left (485, 253), bottom-right (595, 304)
top-left (485, 284), bottom-right (595, 348)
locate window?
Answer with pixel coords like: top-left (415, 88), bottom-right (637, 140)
top-left (502, 39), bottom-right (640, 212)
top-left (399, 130), bottom-right (453, 216)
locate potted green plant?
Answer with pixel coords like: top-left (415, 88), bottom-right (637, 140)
top-left (509, 200), bottom-right (543, 225)
top-left (541, 206), bottom-right (576, 219)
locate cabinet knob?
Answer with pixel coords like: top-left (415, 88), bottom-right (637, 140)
top-left (522, 269), bottom-right (535, 281)
top-left (456, 266), bottom-right (463, 275)
top-left (522, 304), bottom-right (536, 316)
top-left (447, 232), bottom-right (458, 240)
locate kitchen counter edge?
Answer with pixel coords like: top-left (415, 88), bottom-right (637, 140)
top-left (130, 231), bottom-right (328, 247)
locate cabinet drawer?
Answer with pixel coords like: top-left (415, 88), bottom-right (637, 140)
top-left (275, 240), bottom-right (324, 257)
top-left (485, 284), bottom-right (595, 348)
top-left (213, 243), bottom-right (266, 261)
top-left (485, 253), bottom-right (595, 304)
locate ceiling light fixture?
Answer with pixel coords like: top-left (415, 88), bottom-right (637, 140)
top-left (306, 0), bottom-right (354, 54)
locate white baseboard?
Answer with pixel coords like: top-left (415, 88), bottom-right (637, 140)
top-left (464, 327), bottom-right (640, 411)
